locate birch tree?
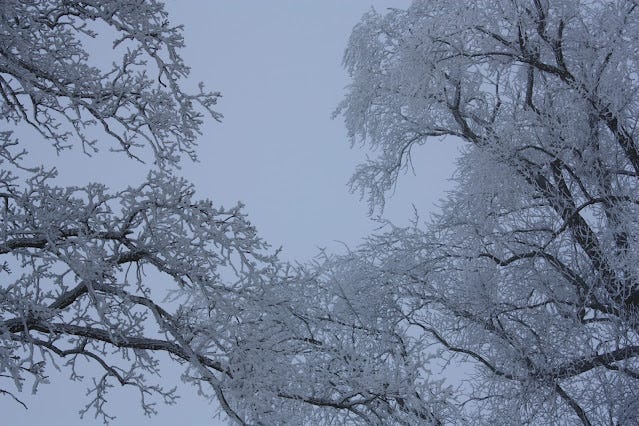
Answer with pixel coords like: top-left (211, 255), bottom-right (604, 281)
top-left (336, 0), bottom-right (639, 424)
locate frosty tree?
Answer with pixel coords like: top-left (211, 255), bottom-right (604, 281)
top-left (0, 0), bottom-right (260, 421)
top-left (0, 1), bottom-right (449, 424)
top-left (335, 0), bottom-right (639, 424)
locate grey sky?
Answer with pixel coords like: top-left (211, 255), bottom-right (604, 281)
top-left (1, 1), bottom-right (460, 424)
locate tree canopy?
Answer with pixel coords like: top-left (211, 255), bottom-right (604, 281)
top-left (2, 0), bottom-right (638, 425)
top-left (334, 0), bottom-right (639, 424)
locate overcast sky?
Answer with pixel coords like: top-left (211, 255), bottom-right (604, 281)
top-left (2, 1), bottom-right (461, 424)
